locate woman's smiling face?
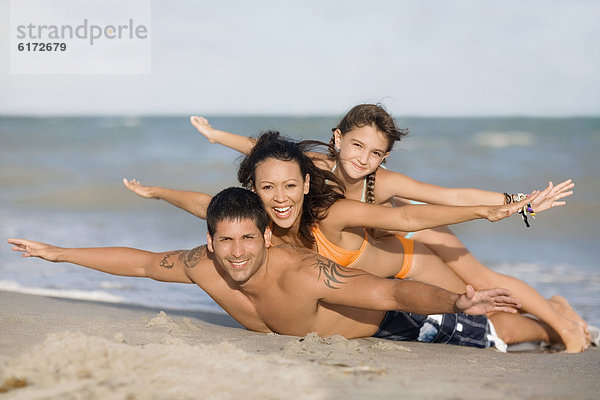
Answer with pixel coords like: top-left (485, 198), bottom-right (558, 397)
top-left (253, 157), bottom-right (309, 230)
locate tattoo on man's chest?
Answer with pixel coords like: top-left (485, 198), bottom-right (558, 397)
top-left (313, 258), bottom-right (365, 289)
top-left (159, 246), bottom-right (207, 269)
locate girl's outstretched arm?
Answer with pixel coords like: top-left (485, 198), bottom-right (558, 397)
top-left (376, 168), bottom-right (574, 208)
top-left (123, 178), bottom-right (211, 219)
top-left (377, 168), bottom-right (504, 205)
top-left (191, 116), bottom-right (255, 155)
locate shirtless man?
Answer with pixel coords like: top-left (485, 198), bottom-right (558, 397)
top-left (9, 187), bottom-right (556, 350)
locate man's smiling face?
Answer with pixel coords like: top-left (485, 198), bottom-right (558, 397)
top-left (207, 217), bottom-right (270, 284)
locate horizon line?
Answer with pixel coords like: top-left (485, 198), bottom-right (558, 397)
top-left (1, 112), bottom-right (599, 119)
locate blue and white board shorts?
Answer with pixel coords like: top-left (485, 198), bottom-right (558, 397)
top-left (373, 311), bottom-right (507, 352)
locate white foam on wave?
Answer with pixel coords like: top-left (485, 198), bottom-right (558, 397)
top-left (474, 131), bottom-right (535, 148)
top-left (491, 262), bottom-right (600, 285)
top-left (0, 280), bottom-right (124, 303)
top-left (98, 281), bottom-right (134, 290)
top-left (0, 279), bottom-right (228, 314)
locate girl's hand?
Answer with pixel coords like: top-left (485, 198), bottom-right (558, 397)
top-left (123, 178), bottom-right (157, 199)
top-left (485, 191), bottom-right (541, 222)
top-left (529, 179), bottom-right (574, 213)
top-left (190, 116), bottom-right (217, 142)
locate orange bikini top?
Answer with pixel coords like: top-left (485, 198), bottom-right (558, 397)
top-left (311, 225), bottom-right (368, 267)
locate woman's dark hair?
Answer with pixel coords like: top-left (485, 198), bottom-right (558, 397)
top-left (329, 104), bottom-right (409, 204)
top-left (206, 187), bottom-right (270, 237)
top-left (237, 131), bottom-right (345, 245)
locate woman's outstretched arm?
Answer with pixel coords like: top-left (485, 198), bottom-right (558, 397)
top-left (123, 178), bottom-right (211, 219)
top-left (324, 191), bottom-right (542, 234)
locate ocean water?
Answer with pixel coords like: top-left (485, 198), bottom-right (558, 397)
top-left (1, 115), bottom-right (599, 327)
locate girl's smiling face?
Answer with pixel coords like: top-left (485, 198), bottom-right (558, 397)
top-left (253, 157), bottom-right (309, 231)
top-left (335, 125), bottom-right (390, 181)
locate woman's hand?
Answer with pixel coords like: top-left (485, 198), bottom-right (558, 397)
top-left (123, 178), bottom-right (157, 199)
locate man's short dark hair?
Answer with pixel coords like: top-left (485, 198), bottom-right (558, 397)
top-left (206, 187), bottom-right (270, 237)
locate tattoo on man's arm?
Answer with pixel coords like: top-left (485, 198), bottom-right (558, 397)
top-left (313, 258), bottom-right (365, 289)
top-left (178, 245), bottom-right (207, 268)
top-left (158, 246), bottom-right (207, 269)
top-left (159, 251), bottom-right (180, 269)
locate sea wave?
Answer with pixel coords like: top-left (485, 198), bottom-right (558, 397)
top-left (0, 279), bottom-right (226, 314)
top-left (473, 131), bottom-right (536, 148)
top-left (491, 262), bottom-right (600, 286)
top-left (0, 280), bottom-right (124, 303)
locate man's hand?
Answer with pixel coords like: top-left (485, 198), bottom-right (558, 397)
top-left (7, 238), bottom-right (62, 262)
top-left (529, 179), bottom-right (574, 213)
top-left (123, 178), bottom-right (157, 199)
top-left (190, 116), bottom-right (217, 142)
top-left (455, 285), bottom-right (521, 315)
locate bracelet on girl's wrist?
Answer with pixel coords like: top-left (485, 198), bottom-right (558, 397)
top-left (512, 193), bottom-right (526, 203)
top-left (503, 192), bottom-right (527, 204)
top-left (504, 191), bottom-right (535, 227)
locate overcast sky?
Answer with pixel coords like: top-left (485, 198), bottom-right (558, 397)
top-left (1, 0), bottom-right (599, 116)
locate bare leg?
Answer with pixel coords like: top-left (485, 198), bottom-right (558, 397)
top-left (358, 236), bottom-right (467, 293)
top-left (488, 312), bottom-right (560, 345)
top-left (405, 241), bottom-right (467, 294)
top-left (411, 226), bottom-right (589, 353)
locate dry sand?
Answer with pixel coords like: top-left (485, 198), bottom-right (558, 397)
top-left (0, 290), bottom-right (598, 400)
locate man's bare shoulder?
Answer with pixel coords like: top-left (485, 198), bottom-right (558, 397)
top-left (157, 245), bottom-right (210, 269)
top-left (161, 245), bottom-right (220, 282)
top-left (267, 243), bottom-right (317, 264)
top-left (265, 245), bottom-right (325, 298)
top-left (268, 244), bottom-right (327, 275)
top-left (267, 245), bottom-right (372, 297)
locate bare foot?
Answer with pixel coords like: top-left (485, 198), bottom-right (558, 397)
top-left (549, 295), bottom-right (590, 352)
top-left (550, 295), bottom-right (587, 329)
top-left (557, 322), bottom-right (589, 353)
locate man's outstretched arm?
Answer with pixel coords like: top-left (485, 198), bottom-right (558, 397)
top-left (7, 238), bottom-right (208, 284)
top-left (303, 256), bottom-right (520, 315)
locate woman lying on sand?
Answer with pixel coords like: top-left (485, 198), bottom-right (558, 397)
top-left (124, 131), bottom-right (589, 352)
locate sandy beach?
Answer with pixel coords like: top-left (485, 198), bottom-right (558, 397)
top-left (0, 290), bottom-right (598, 400)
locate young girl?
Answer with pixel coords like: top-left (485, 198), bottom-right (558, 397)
top-left (124, 132), bottom-right (586, 351)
